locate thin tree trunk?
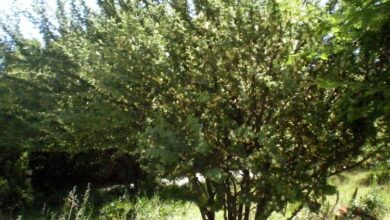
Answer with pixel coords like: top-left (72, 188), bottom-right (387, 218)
top-left (238, 202), bottom-right (243, 220)
top-left (199, 206), bottom-right (207, 220)
top-left (205, 210), bottom-right (215, 220)
top-left (242, 170), bottom-right (251, 220)
top-left (254, 194), bottom-right (272, 220)
top-left (226, 189), bottom-right (235, 220)
top-left (243, 203), bottom-right (250, 220)
top-left (223, 202), bottom-right (228, 220)
top-left (254, 205), bottom-right (272, 220)
top-left (198, 206), bottom-right (216, 220)
top-left (206, 178), bottom-right (216, 220)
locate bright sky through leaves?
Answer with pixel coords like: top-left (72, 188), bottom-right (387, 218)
top-left (0, 0), bottom-right (99, 39)
top-left (0, 0), bottom-right (328, 40)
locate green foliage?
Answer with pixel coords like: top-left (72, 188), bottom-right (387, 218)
top-left (99, 198), bottom-right (134, 220)
top-left (364, 162), bottom-right (390, 186)
top-left (319, 0), bottom-right (389, 145)
top-left (39, 190), bottom-right (195, 220)
top-left (100, 194), bottom-right (199, 220)
top-left (342, 188), bottom-right (388, 220)
top-left (0, 0), bottom-right (388, 219)
top-left (0, 152), bottom-right (33, 213)
top-left (39, 185), bottom-right (93, 220)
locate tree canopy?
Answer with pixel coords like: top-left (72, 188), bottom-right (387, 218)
top-left (0, 0), bottom-right (388, 219)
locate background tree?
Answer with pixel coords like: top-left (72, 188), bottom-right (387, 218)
top-left (319, 0), bottom-right (389, 165)
top-left (0, 37), bottom-right (46, 212)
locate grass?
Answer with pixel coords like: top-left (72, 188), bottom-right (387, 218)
top-left (328, 170), bottom-right (390, 220)
top-left (329, 171), bottom-right (388, 203)
top-left (269, 170), bottom-right (390, 220)
top-left (16, 170), bottom-right (390, 220)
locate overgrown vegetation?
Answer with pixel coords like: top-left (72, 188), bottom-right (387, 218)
top-left (0, 0), bottom-right (388, 219)
top-left (14, 171), bottom-right (389, 219)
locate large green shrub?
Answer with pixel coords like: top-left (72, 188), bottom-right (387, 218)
top-left (1, 0), bottom-right (388, 219)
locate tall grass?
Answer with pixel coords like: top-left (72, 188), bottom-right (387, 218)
top-left (38, 184), bottom-right (93, 220)
top-left (19, 171), bottom-right (389, 220)
top-left (99, 193), bottom-right (203, 220)
top-left (34, 185), bottom-right (201, 220)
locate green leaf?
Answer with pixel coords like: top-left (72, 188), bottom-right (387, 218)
top-left (317, 79), bottom-right (341, 89)
top-left (319, 53), bottom-right (329, 60)
top-left (331, 27), bottom-right (340, 33)
top-left (205, 168), bottom-right (223, 181)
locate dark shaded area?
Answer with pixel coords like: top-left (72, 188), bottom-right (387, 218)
top-left (28, 149), bottom-right (149, 205)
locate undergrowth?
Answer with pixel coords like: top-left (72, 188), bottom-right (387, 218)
top-left (15, 171), bottom-right (390, 220)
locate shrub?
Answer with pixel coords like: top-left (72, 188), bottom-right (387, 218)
top-left (0, 150), bottom-right (33, 213)
top-left (341, 188), bottom-right (387, 220)
top-left (99, 197), bottom-right (135, 220)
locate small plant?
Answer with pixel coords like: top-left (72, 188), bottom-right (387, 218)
top-left (133, 196), bottom-right (186, 220)
top-left (75, 184), bottom-right (92, 219)
top-left (40, 184), bottom-right (93, 220)
top-left (99, 194), bottom-right (135, 220)
top-left (338, 188), bottom-right (387, 220)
